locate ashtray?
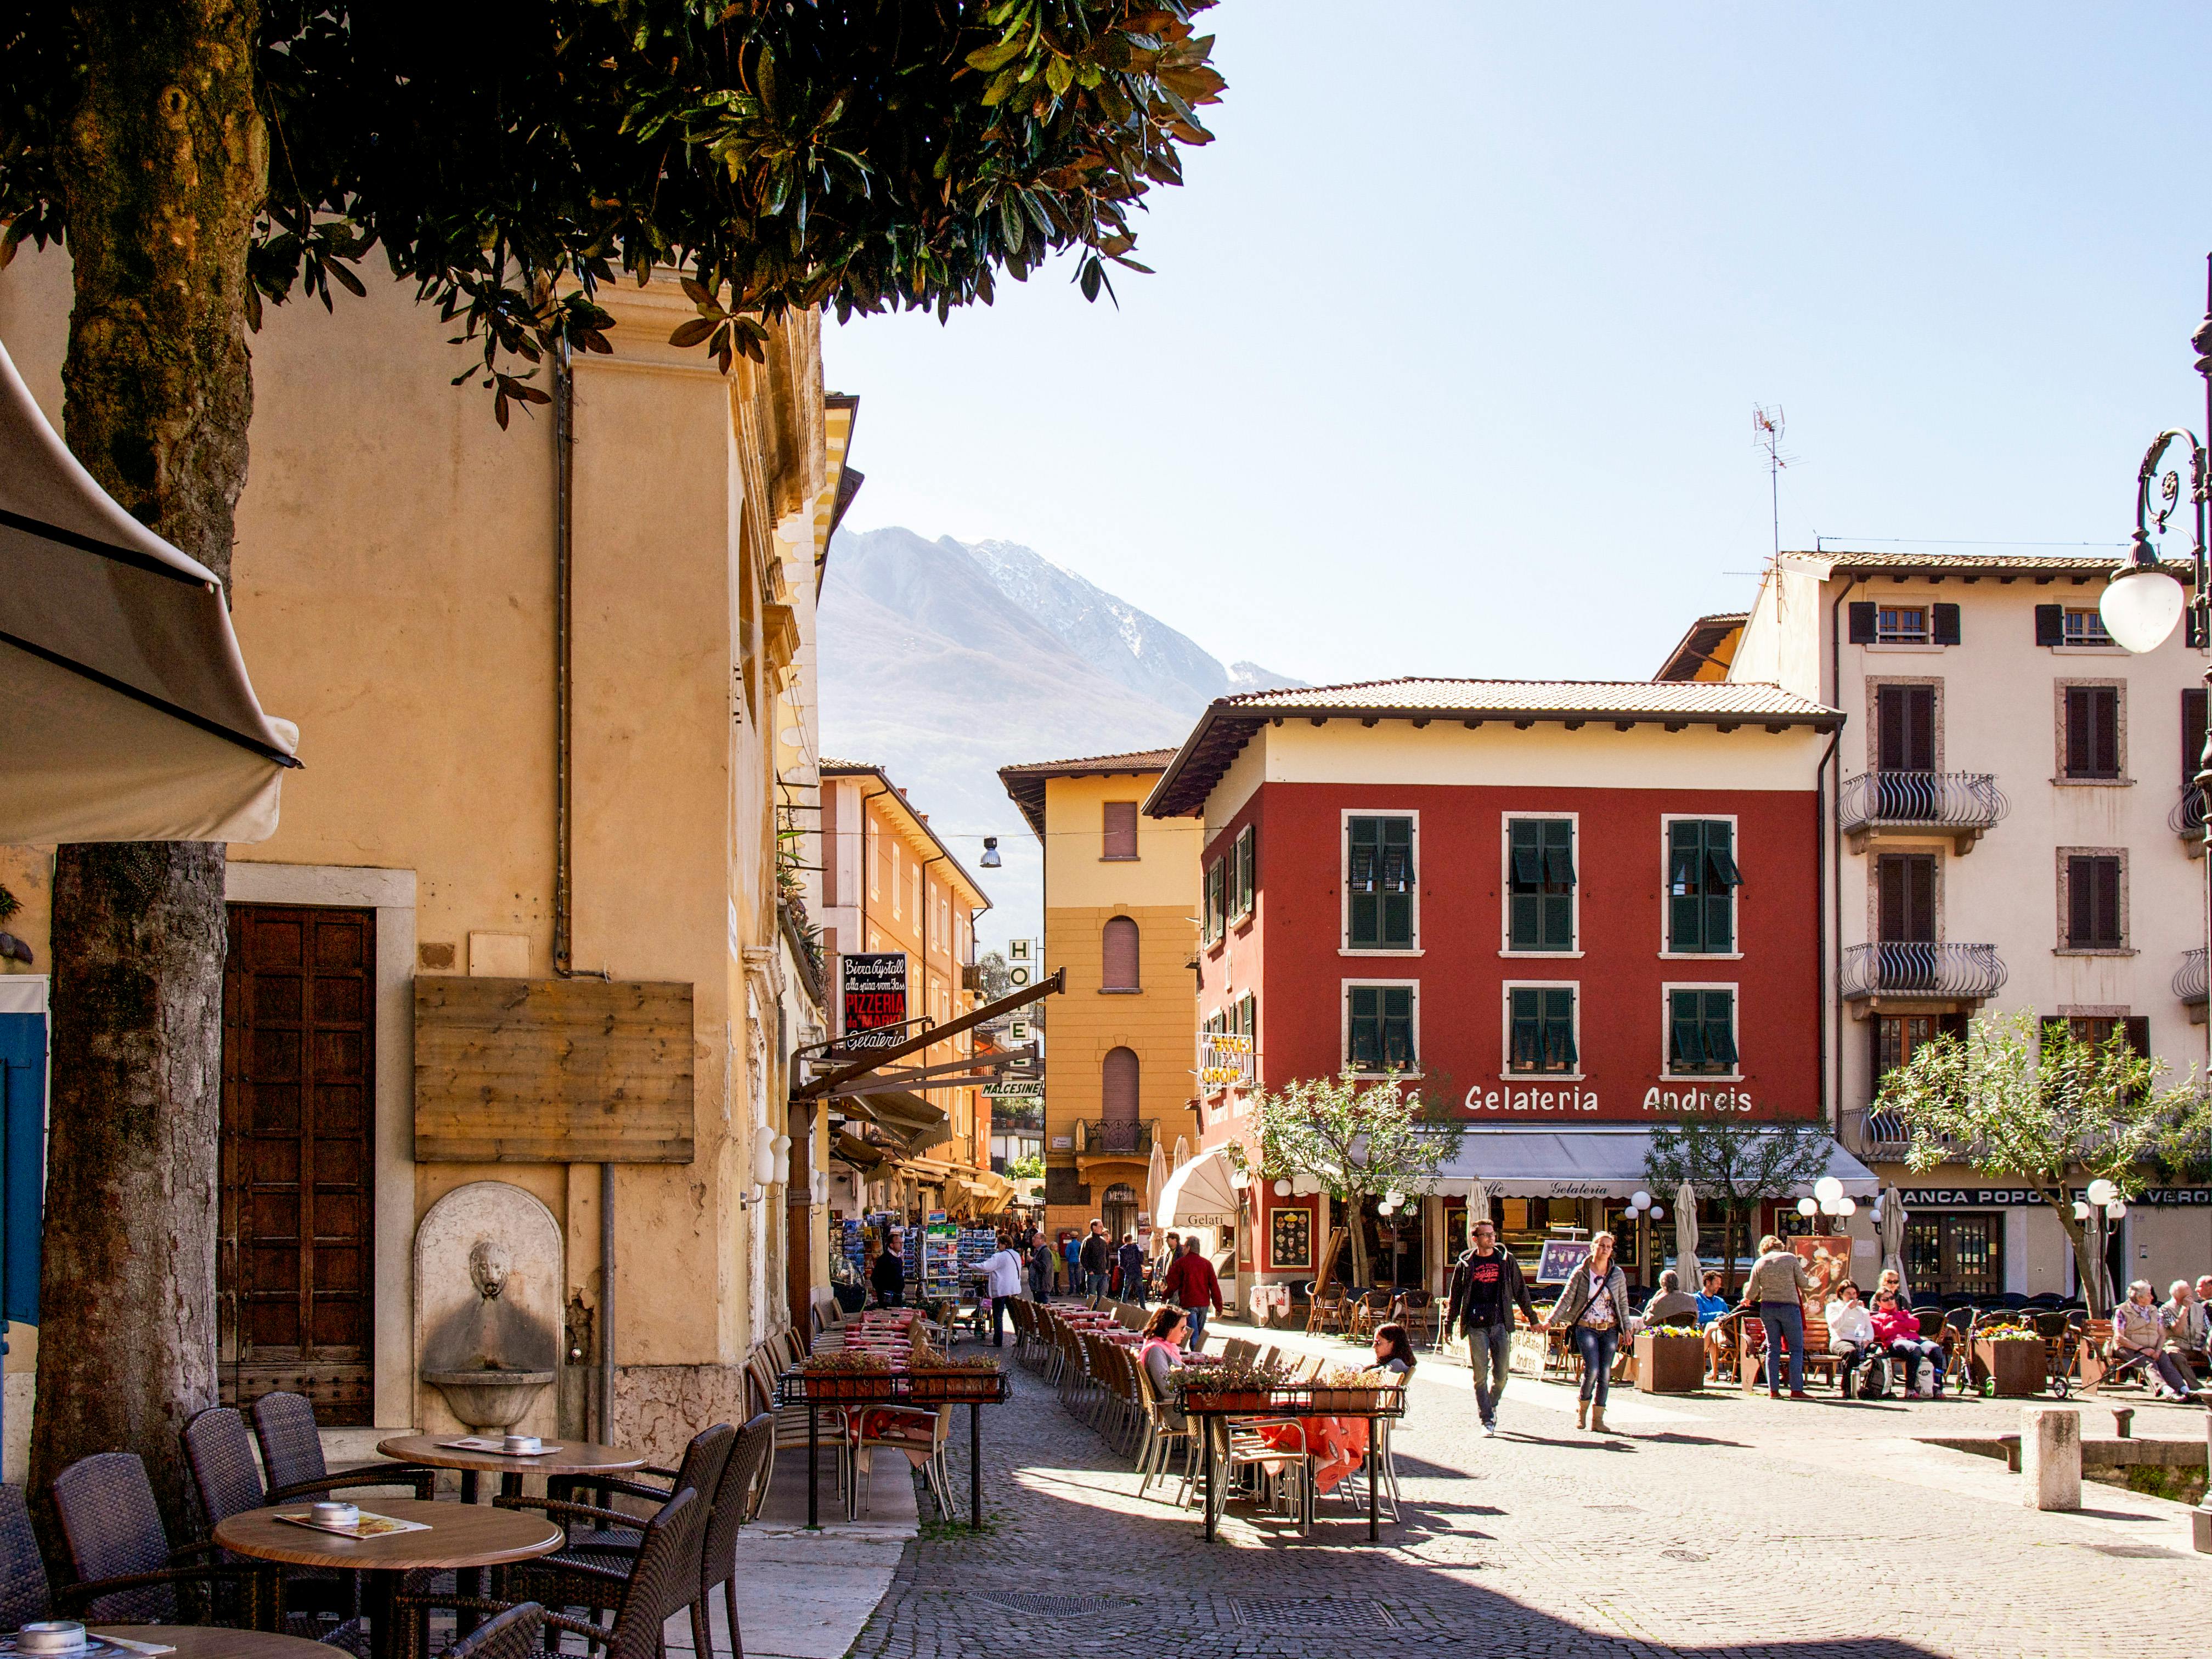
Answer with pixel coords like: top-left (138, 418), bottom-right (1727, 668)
top-left (17, 1622), bottom-right (87, 1654)
top-left (309, 1501), bottom-right (360, 1527)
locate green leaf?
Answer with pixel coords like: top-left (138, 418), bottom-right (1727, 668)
top-left (965, 37), bottom-right (1026, 72)
top-left (668, 317), bottom-right (718, 348)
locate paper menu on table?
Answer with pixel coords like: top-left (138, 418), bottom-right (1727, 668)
top-left (437, 1438), bottom-right (565, 1455)
top-left (273, 1509), bottom-right (432, 1538)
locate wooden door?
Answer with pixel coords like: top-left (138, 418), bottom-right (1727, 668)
top-left (1875, 685), bottom-right (1934, 771)
top-left (220, 904), bottom-right (376, 1423)
top-left (1876, 854), bottom-right (1936, 943)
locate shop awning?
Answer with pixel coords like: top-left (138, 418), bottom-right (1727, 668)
top-left (1157, 1148), bottom-right (1241, 1232)
top-left (0, 337), bottom-right (300, 843)
top-left (902, 1156), bottom-right (956, 1186)
top-left (1429, 1126), bottom-right (1877, 1200)
top-left (833, 1131), bottom-right (892, 1170)
top-left (839, 1089), bottom-right (951, 1156)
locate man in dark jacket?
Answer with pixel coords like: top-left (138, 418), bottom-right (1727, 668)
top-left (871, 1242), bottom-right (906, 1308)
top-left (1444, 1218), bottom-right (1543, 1436)
top-left (1159, 1236), bottom-right (1226, 1348)
top-left (1079, 1220), bottom-right (1112, 1298)
top-left (1116, 1234), bottom-right (1147, 1305)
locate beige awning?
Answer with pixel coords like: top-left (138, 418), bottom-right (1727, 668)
top-left (848, 1089), bottom-right (952, 1156)
top-left (0, 337), bottom-right (298, 843)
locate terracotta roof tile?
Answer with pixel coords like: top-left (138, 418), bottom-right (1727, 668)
top-left (998, 747), bottom-right (1178, 836)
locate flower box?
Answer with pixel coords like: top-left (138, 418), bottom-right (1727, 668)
top-left (907, 1369), bottom-right (1002, 1400)
top-left (1971, 1336), bottom-right (2046, 1397)
top-left (1182, 1389), bottom-right (1265, 1413)
top-left (1301, 1386), bottom-right (1390, 1413)
top-left (802, 1374), bottom-right (896, 1403)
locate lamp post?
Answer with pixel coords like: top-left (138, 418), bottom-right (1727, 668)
top-left (2100, 257), bottom-right (2212, 1081)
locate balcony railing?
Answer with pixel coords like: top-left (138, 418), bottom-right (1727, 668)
top-left (2177, 949), bottom-right (2209, 1008)
top-left (1844, 1106), bottom-right (1915, 1164)
top-left (1841, 941), bottom-right (2007, 1002)
top-left (1073, 1118), bottom-right (1157, 1158)
top-left (2170, 785), bottom-right (2208, 853)
top-left (1838, 771), bottom-right (2008, 851)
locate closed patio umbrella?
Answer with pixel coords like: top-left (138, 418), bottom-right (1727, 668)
top-left (0, 337), bottom-right (297, 843)
top-left (1674, 1179), bottom-right (1701, 1293)
top-left (1146, 1135), bottom-right (1167, 1236)
top-left (1880, 1187), bottom-right (1909, 1304)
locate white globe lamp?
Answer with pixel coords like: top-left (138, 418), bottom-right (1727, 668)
top-left (1229, 1167), bottom-right (1249, 1190)
top-left (1837, 1197), bottom-right (1857, 1218)
top-left (2072, 1200), bottom-right (2092, 1221)
top-left (1650, 1205), bottom-right (1664, 1221)
top-left (1385, 1189), bottom-right (1404, 1208)
top-left (1272, 1179), bottom-right (1291, 1199)
top-left (2107, 1200), bottom-right (2129, 1220)
top-left (2100, 532), bottom-right (2188, 653)
top-left (1814, 1176), bottom-right (1844, 1206)
top-left (1631, 1190), bottom-right (1651, 1211)
top-left (1797, 1197), bottom-right (1818, 1218)
top-left (2087, 1178), bottom-right (2118, 1207)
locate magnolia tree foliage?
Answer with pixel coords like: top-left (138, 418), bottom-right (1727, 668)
top-left (1643, 1116), bottom-right (1832, 1294)
top-left (1232, 1069), bottom-right (1466, 1290)
top-left (2, 0), bottom-right (1226, 421)
top-left (1874, 1011), bottom-right (2210, 1313)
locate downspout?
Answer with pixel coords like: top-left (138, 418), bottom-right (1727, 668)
top-left (552, 343), bottom-right (618, 1438)
top-left (1827, 573), bottom-right (1861, 1147)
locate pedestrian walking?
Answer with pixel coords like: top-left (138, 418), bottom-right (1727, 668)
top-left (978, 1235), bottom-right (1026, 1347)
top-left (1063, 1231), bottom-right (1083, 1295)
top-left (871, 1241), bottom-right (905, 1309)
top-left (1443, 1217), bottom-right (1542, 1436)
top-left (1740, 1233), bottom-right (1813, 1399)
top-left (1117, 1233), bottom-right (1146, 1306)
top-left (1159, 1235), bottom-right (1225, 1350)
top-left (1080, 1220), bottom-right (1113, 1298)
top-left (1029, 1235), bottom-right (1056, 1301)
top-left (1550, 1231), bottom-right (1631, 1434)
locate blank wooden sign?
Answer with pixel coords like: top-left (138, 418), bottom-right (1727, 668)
top-left (415, 978), bottom-right (694, 1163)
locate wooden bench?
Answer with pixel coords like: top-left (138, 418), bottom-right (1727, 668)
top-left (1734, 1304), bottom-right (1843, 1392)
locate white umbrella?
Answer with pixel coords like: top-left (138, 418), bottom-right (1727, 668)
top-left (1674, 1179), bottom-right (1701, 1291)
top-left (1144, 1135), bottom-right (1167, 1236)
top-left (0, 337), bottom-right (297, 843)
top-left (1879, 1186), bottom-right (1909, 1304)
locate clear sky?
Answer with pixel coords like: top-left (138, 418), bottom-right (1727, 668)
top-left (824, 3), bottom-right (2212, 688)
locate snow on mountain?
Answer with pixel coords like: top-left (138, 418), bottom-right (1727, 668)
top-left (1227, 660), bottom-right (1308, 696)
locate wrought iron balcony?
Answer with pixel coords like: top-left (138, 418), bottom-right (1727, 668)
top-left (2170, 785), bottom-right (2208, 856)
top-left (1841, 941), bottom-right (2007, 1003)
top-left (1843, 1106), bottom-right (1915, 1164)
top-left (1838, 771), bottom-right (2008, 853)
top-left (1073, 1118), bottom-right (1157, 1158)
top-left (2177, 948), bottom-right (2209, 1008)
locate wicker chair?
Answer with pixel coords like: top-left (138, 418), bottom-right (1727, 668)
top-left (249, 1393), bottom-right (433, 1504)
top-left (49, 1453), bottom-right (272, 1627)
top-left (185, 1406), bottom-right (378, 1629)
top-left (397, 1488), bottom-right (703, 1659)
top-left (0, 1484), bottom-right (50, 1631)
top-left (527, 1423), bottom-right (733, 1647)
top-left (433, 1601), bottom-right (543, 1659)
top-left (697, 1415), bottom-right (773, 1659)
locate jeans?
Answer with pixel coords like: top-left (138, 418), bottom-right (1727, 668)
top-left (1186, 1307), bottom-right (1210, 1350)
top-left (989, 1296), bottom-right (1011, 1347)
top-left (1086, 1271), bottom-right (1110, 1299)
top-left (1126, 1276), bottom-right (1147, 1307)
top-left (1758, 1300), bottom-right (1806, 1393)
top-left (1467, 1321), bottom-right (1513, 1424)
top-left (1574, 1324), bottom-right (1619, 1406)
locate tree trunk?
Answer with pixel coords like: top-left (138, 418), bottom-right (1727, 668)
top-left (31, 0), bottom-right (264, 1541)
top-left (1345, 1193), bottom-right (1370, 1289)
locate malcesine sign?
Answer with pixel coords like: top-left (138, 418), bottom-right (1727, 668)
top-left (1463, 1084), bottom-right (1760, 1115)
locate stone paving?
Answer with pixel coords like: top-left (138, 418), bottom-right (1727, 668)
top-left (847, 1315), bottom-right (2212, 1659)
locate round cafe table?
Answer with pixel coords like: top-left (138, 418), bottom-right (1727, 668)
top-left (95, 1629), bottom-right (336, 1659)
top-left (374, 1435), bottom-right (646, 1504)
top-left (213, 1499), bottom-right (561, 1659)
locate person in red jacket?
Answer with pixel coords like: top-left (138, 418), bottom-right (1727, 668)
top-left (1159, 1235), bottom-right (1226, 1350)
top-left (1871, 1290), bottom-right (1944, 1398)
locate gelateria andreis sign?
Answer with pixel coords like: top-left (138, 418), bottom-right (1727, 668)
top-left (1463, 1083), bottom-right (1766, 1115)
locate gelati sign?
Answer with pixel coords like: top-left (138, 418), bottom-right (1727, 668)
top-left (840, 952), bottom-right (909, 1049)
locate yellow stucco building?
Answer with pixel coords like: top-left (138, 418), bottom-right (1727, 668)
top-left (0, 248), bottom-right (849, 1466)
top-left (1000, 750), bottom-right (1200, 1248)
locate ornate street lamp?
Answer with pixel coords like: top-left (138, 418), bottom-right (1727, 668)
top-left (2103, 258), bottom-right (2212, 1079)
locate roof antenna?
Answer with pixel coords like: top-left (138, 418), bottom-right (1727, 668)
top-left (1752, 404), bottom-right (1791, 561)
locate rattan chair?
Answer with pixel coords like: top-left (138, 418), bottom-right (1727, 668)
top-left (249, 1393), bottom-right (433, 1504)
top-left (185, 1406), bottom-right (382, 1631)
top-left (0, 1483), bottom-right (50, 1632)
top-left (50, 1453), bottom-right (271, 1626)
top-left (398, 1488), bottom-right (703, 1659)
top-left (534, 1423), bottom-right (733, 1649)
top-left (433, 1602), bottom-right (543, 1659)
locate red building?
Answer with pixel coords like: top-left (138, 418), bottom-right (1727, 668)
top-left (1143, 678), bottom-right (1873, 1295)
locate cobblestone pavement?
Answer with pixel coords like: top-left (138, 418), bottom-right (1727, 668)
top-left (848, 1317), bottom-right (2212, 1659)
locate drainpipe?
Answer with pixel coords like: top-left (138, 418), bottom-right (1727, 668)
top-left (1827, 573), bottom-right (1862, 1145)
top-left (553, 343), bottom-right (619, 1438)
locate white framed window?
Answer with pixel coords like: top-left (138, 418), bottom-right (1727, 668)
top-left (1340, 809), bottom-right (1421, 954)
top-left (1659, 814), bottom-right (1744, 958)
top-left (1341, 979), bottom-right (1419, 1075)
top-left (2062, 607), bottom-right (2113, 648)
top-left (1501, 981), bottom-right (1581, 1080)
top-left (1661, 982), bottom-right (1741, 1080)
top-left (1500, 812), bottom-right (1581, 956)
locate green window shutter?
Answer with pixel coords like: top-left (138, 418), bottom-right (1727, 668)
top-left (1509, 893), bottom-right (1541, 951)
top-left (1509, 986), bottom-right (1541, 1068)
top-left (1348, 985), bottom-right (1380, 1068)
top-left (1382, 817), bottom-right (1415, 890)
top-left (1667, 821), bottom-right (1701, 952)
top-left (1544, 987), bottom-right (1577, 1068)
top-left (1705, 823), bottom-right (1737, 953)
top-left (1205, 860), bottom-right (1224, 940)
top-left (1542, 819), bottom-right (1575, 885)
top-left (1383, 891), bottom-right (1413, 948)
top-left (1669, 990), bottom-right (1703, 1067)
top-left (1705, 990), bottom-right (1738, 1067)
top-left (1509, 819), bottom-right (1542, 888)
top-left (1383, 985), bottom-right (1415, 1069)
top-left (1235, 825), bottom-right (1256, 913)
top-left (1541, 891), bottom-right (1573, 951)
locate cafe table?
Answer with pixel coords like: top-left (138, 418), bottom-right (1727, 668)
top-left (213, 1499), bottom-right (561, 1659)
top-left (94, 1629), bottom-right (338, 1659)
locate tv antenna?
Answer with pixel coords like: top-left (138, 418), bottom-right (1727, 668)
top-left (1752, 404), bottom-right (1792, 560)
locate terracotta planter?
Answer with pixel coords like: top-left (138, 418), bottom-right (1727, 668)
top-left (911, 1372), bottom-right (999, 1400)
top-left (1185, 1389), bottom-right (1263, 1412)
top-left (1302, 1387), bottom-right (1386, 1413)
top-left (1971, 1338), bottom-right (2046, 1396)
top-left (803, 1373), bottom-right (891, 1402)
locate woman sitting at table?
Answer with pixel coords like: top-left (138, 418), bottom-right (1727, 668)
top-left (1140, 1305), bottom-right (1192, 1423)
top-left (1370, 1322), bottom-right (1419, 1376)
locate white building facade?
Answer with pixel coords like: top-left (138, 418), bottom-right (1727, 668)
top-left (1724, 549), bottom-right (2210, 1299)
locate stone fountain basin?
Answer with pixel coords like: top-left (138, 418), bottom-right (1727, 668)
top-left (424, 1369), bottom-right (556, 1431)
